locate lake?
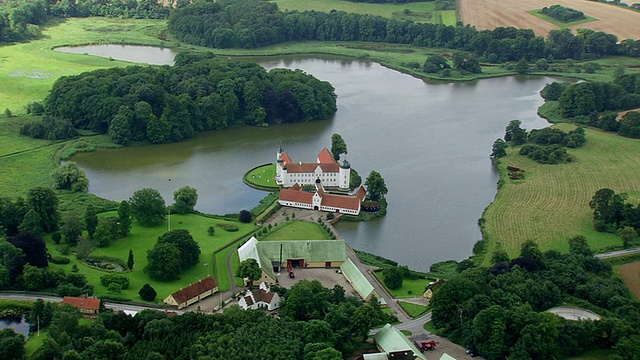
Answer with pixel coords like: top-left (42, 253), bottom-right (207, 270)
top-left (63, 45), bottom-right (555, 271)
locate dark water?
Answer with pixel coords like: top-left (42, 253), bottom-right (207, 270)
top-left (0, 316), bottom-right (29, 338)
top-left (69, 46), bottom-right (556, 271)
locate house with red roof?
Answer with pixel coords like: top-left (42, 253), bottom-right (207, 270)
top-left (237, 282), bottom-right (281, 311)
top-left (62, 296), bottom-right (101, 317)
top-left (163, 276), bottom-right (218, 309)
top-left (275, 146), bottom-right (351, 189)
top-left (279, 181), bottom-right (366, 216)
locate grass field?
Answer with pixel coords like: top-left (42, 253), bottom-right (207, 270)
top-left (260, 220), bottom-right (332, 240)
top-left (272, 0), bottom-right (457, 25)
top-left (398, 301), bottom-right (429, 318)
top-left (373, 270), bottom-right (432, 298)
top-left (481, 124), bottom-right (640, 265)
top-left (527, 10), bottom-right (597, 28)
top-left (619, 261), bottom-right (640, 301)
top-left (47, 212), bottom-right (258, 302)
top-left (244, 164), bottom-right (278, 189)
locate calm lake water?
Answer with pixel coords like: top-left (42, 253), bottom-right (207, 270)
top-left (0, 316), bottom-right (29, 338)
top-left (66, 45), bottom-right (555, 271)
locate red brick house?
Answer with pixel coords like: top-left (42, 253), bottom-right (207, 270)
top-left (62, 296), bottom-right (101, 317)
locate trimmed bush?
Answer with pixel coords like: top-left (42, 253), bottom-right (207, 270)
top-left (100, 273), bottom-right (130, 289)
top-left (50, 256), bottom-right (70, 265)
top-left (216, 223), bottom-right (239, 232)
top-left (139, 283), bottom-right (157, 301)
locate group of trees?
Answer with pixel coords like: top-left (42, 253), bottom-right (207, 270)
top-left (0, 187), bottom-right (60, 237)
top-left (34, 57), bottom-right (336, 145)
top-left (492, 120), bottom-right (586, 164)
top-left (423, 51), bottom-right (481, 75)
top-left (168, 0), bottom-right (639, 63)
top-left (540, 5), bottom-right (586, 23)
top-left (431, 237), bottom-right (640, 360)
top-left (589, 188), bottom-right (640, 242)
top-left (51, 162), bottom-right (89, 192)
top-left (144, 229), bottom-right (201, 281)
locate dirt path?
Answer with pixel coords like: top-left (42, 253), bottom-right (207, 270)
top-left (459, 0), bottom-right (640, 39)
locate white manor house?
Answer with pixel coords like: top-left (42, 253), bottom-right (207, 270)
top-left (275, 146), bottom-right (351, 189)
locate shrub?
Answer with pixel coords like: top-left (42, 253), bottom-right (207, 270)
top-left (50, 256), bottom-right (70, 265)
top-left (100, 274), bottom-right (130, 289)
top-left (139, 283), bottom-right (157, 301)
top-left (216, 223), bottom-right (239, 232)
top-left (239, 210), bottom-right (252, 223)
top-left (207, 226), bottom-right (215, 236)
top-left (52, 232), bottom-right (62, 244)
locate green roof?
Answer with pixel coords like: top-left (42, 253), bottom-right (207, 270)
top-left (439, 354), bottom-right (456, 360)
top-left (341, 258), bottom-right (375, 300)
top-left (258, 240), bottom-right (346, 262)
top-left (373, 324), bottom-right (427, 360)
top-left (361, 353), bottom-right (389, 360)
top-left (238, 237), bottom-right (276, 280)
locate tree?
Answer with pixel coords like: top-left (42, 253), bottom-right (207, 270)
top-left (330, 133), bottom-right (347, 161)
top-left (85, 205), bottom-right (98, 239)
top-left (280, 280), bottom-right (329, 321)
top-left (51, 162), bottom-right (89, 192)
top-left (157, 229), bottom-right (200, 269)
top-left (26, 187), bottom-right (60, 233)
top-left (117, 201), bottom-right (132, 238)
top-left (61, 212), bottom-right (82, 246)
top-left (172, 186), bottom-right (198, 214)
top-left (350, 304), bottom-right (378, 341)
top-left (237, 258), bottom-right (261, 286)
top-left (365, 171), bottom-right (388, 202)
top-left (139, 283), bottom-right (157, 301)
top-left (504, 120), bottom-right (527, 145)
top-left (127, 249), bottom-right (134, 270)
top-left (129, 188), bottom-right (166, 226)
top-left (515, 58), bottom-right (529, 74)
top-left (491, 138), bottom-right (507, 158)
top-left (93, 217), bottom-right (118, 247)
top-left (9, 232), bottom-right (48, 268)
top-left (589, 188), bottom-right (626, 231)
top-left (109, 106), bottom-right (133, 145)
top-left (0, 328), bottom-right (25, 360)
top-left (382, 266), bottom-right (403, 290)
top-left (239, 209), bottom-right (252, 223)
top-left (145, 243), bottom-right (181, 281)
top-left (75, 236), bottom-right (92, 260)
top-left (423, 54), bottom-right (450, 73)
top-left (620, 226), bottom-right (638, 249)
top-left (18, 209), bottom-right (43, 235)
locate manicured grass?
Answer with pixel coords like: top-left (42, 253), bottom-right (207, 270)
top-left (398, 301), bottom-right (429, 318)
top-left (244, 164), bottom-right (278, 189)
top-left (272, 0), bottom-right (457, 25)
top-left (373, 270), bottom-right (432, 298)
top-left (528, 10), bottom-right (597, 28)
top-left (24, 330), bottom-right (48, 357)
top-left (260, 220), bottom-right (333, 240)
top-left (47, 213), bottom-right (258, 302)
top-left (481, 124), bottom-right (640, 265)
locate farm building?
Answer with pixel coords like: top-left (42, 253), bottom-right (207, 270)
top-left (279, 181), bottom-right (367, 215)
top-left (341, 258), bottom-right (381, 302)
top-left (370, 324), bottom-right (427, 360)
top-left (238, 236), bottom-right (348, 284)
top-left (238, 282), bottom-right (281, 311)
top-left (276, 146), bottom-right (351, 189)
top-left (62, 296), bottom-right (101, 317)
top-left (163, 276), bottom-right (218, 309)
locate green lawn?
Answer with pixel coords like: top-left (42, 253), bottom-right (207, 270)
top-left (244, 164), bottom-right (278, 189)
top-left (528, 10), bottom-right (597, 28)
top-left (24, 330), bottom-right (48, 358)
top-left (47, 213), bottom-right (258, 302)
top-left (482, 124), bottom-right (640, 265)
top-left (260, 220), bottom-right (333, 240)
top-left (272, 0), bottom-right (457, 25)
top-left (398, 301), bottom-right (429, 318)
top-left (373, 270), bottom-right (432, 298)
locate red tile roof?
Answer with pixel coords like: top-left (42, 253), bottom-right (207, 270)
top-left (286, 163), bottom-right (340, 173)
top-left (62, 296), bottom-right (100, 310)
top-left (317, 148), bottom-right (337, 164)
top-left (321, 193), bottom-right (361, 211)
top-left (279, 186), bottom-right (314, 203)
top-left (280, 152), bottom-right (292, 167)
top-left (355, 186), bottom-right (366, 201)
top-left (254, 289), bottom-right (275, 303)
top-left (169, 276), bottom-right (218, 305)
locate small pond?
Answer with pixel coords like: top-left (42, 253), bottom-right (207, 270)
top-left (0, 315), bottom-right (30, 338)
top-left (55, 44), bottom-right (178, 65)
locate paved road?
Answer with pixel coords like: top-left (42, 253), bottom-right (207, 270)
top-left (547, 306), bottom-right (601, 321)
top-left (595, 247), bottom-right (640, 259)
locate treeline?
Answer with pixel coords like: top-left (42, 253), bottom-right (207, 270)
top-left (168, 0), bottom-right (639, 62)
top-left (541, 73), bottom-right (640, 138)
top-left (431, 238), bottom-right (640, 360)
top-left (590, 188), bottom-right (640, 236)
top-left (0, 0), bottom-right (170, 44)
top-left (29, 56), bottom-right (336, 145)
top-left (540, 4), bottom-right (586, 23)
top-left (348, 0), bottom-right (455, 9)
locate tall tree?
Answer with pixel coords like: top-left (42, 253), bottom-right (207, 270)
top-left (330, 133), bottom-right (347, 161)
top-left (144, 243), bottom-right (181, 281)
top-left (26, 187), bottom-right (60, 233)
top-left (237, 258), bottom-right (261, 287)
top-left (85, 204), bottom-right (98, 239)
top-left (127, 249), bottom-right (134, 270)
top-left (61, 211), bottom-right (82, 246)
top-left (172, 186), bottom-right (198, 214)
top-left (18, 209), bottom-right (43, 235)
top-left (491, 138), bottom-right (507, 158)
top-left (117, 201), bottom-right (132, 238)
top-left (364, 170), bottom-right (388, 202)
top-left (129, 188), bottom-right (166, 226)
top-left (51, 162), bottom-right (89, 192)
top-left (504, 120), bottom-right (527, 145)
top-left (93, 217), bottom-right (118, 247)
top-left (0, 328), bottom-right (26, 360)
top-left (157, 229), bottom-right (200, 269)
top-left (9, 232), bottom-right (48, 268)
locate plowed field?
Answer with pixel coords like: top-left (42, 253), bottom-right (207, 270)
top-left (459, 0), bottom-right (640, 39)
top-left (620, 261), bottom-right (640, 300)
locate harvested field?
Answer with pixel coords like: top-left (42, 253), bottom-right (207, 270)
top-left (619, 261), bottom-right (640, 301)
top-left (459, 0), bottom-right (640, 39)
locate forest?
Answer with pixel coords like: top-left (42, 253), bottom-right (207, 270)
top-left (168, 0), bottom-right (638, 62)
top-left (23, 55), bottom-right (337, 144)
top-left (431, 238), bottom-right (640, 360)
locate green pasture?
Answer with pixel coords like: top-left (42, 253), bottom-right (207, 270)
top-left (398, 301), bottom-right (429, 318)
top-left (528, 10), bottom-right (597, 28)
top-left (244, 164), bottom-right (278, 189)
top-left (481, 124), bottom-right (640, 265)
top-left (47, 212), bottom-right (258, 302)
top-left (260, 219), bottom-right (333, 240)
top-left (373, 270), bottom-right (432, 298)
top-left (272, 0), bottom-right (457, 25)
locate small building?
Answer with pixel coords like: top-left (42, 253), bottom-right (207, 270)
top-left (163, 276), bottom-right (218, 309)
top-left (238, 282), bottom-right (281, 311)
top-left (279, 181), bottom-right (366, 216)
top-left (439, 354), bottom-right (456, 360)
top-left (373, 324), bottom-right (427, 360)
top-left (275, 146), bottom-right (351, 189)
top-left (341, 258), bottom-right (380, 302)
top-left (62, 296), bottom-right (101, 317)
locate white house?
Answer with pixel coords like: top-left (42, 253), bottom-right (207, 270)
top-left (275, 146), bottom-right (350, 189)
top-left (278, 181), bottom-right (366, 215)
top-left (238, 282), bottom-right (281, 311)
